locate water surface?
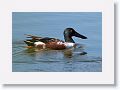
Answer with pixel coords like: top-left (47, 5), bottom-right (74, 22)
top-left (12, 12), bottom-right (102, 72)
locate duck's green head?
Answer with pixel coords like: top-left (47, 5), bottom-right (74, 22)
top-left (64, 28), bottom-right (87, 43)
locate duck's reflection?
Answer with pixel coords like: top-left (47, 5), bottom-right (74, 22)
top-left (22, 45), bottom-right (88, 72)
top-left (23, 44), bottom-right (87, 61)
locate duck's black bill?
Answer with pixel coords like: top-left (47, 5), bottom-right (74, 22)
top-left (74, 31), bottom-right (87, 39)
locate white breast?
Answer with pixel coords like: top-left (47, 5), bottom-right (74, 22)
top-left (64, 42), bottom-right (75, 48)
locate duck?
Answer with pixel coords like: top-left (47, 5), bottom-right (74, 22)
top-left (24, 28), bottom-right (87, 50)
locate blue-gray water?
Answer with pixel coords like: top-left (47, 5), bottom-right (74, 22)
top-left (12, 12), bottom-right (102, 72)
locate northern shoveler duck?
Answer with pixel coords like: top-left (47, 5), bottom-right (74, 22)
top-left (24, 28), bottom-right (87, 50)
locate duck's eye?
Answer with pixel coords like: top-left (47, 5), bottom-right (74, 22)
top-left (70, 30), bottom-right (73, 32)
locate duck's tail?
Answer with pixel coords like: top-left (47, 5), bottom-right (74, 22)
top-left (24, 34), bottom-right (43, 46)
top-left (24, 40), bottom-right (35, 46)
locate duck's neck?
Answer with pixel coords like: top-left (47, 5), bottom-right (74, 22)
top-left (64, 36), bottom-right (75, 43)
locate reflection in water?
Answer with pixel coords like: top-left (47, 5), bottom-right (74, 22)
top-left (23, 43), bottom-right (87, 60)
top-left (12, 41), bottom-right (102, 72)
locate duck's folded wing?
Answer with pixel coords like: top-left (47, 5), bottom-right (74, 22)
top-left (39, 37), bottom-right (64, 43)
top-left (24, 34), bottom-right (64, 47)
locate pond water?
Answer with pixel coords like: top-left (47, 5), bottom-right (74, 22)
top-left (12, 12), bottom-right (102, 72)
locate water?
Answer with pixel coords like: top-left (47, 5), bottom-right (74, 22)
top-left (12, 12), bottom-right (102, 72)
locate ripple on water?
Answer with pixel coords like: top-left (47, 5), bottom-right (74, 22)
top-left (12, 42), bottom-right (102, 72)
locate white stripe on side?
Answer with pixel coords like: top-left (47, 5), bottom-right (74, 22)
top-left (34, 42), bottom-right (46, 49)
